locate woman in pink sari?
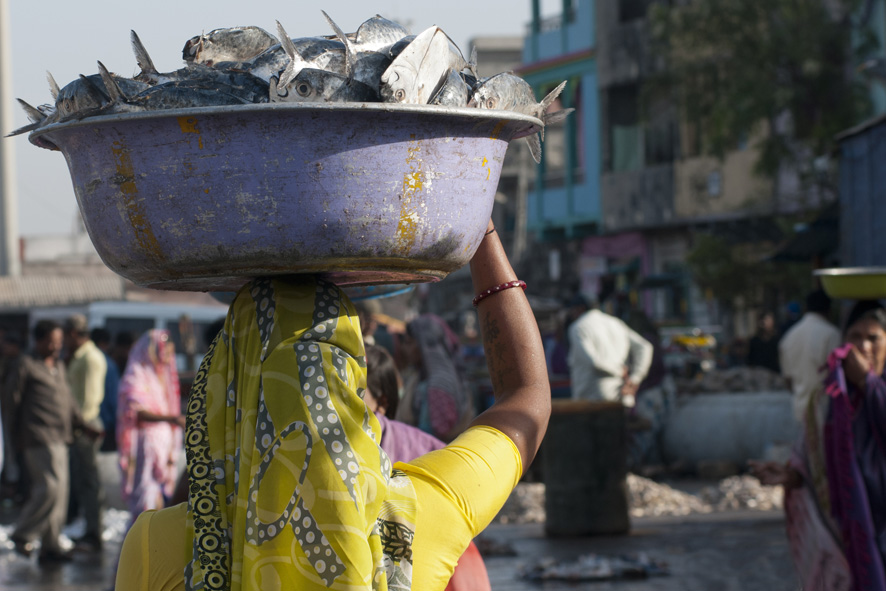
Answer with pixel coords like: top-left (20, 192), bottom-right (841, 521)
top-left (117, 329), bottom-right (184, 523)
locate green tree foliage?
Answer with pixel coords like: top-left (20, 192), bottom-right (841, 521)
top-left (649, 0), bottom-right (874, 176)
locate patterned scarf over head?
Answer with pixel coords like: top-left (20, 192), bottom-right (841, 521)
top-left (186, 277), bottom-right (416, 591)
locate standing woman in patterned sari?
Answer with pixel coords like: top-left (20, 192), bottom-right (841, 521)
top-left (117, 329), bottom-right (185, 525)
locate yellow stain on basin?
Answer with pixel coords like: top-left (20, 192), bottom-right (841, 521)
top-left (396, 137), bottom-right (424, 253)
top-left (177, 116), bottom-right (204, 149)
top-left (111, 141), bottom-right (165, 262)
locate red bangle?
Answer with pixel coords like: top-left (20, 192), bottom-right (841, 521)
top-left (472, 280), bottom-right (527, 307)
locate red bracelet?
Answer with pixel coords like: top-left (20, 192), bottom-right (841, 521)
top-left (472, 280), bottom-right (527, 307)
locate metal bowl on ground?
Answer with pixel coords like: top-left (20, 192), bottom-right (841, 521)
top-left (814, 267), bottom-right (886, 300)
top-left (31, 103), bottom-right (541, 291)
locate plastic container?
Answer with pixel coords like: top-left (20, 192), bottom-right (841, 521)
top-left (31, 103), bottom-right (541, 291)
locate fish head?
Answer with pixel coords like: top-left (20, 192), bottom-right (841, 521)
top-left (56, 75), bottom-right (110, 117)
top-left (273, 68), bottom-right (333, 102)
top-left (468, 73), bottom-right (532, 113)
top-left (379, 61), bottom-right (419, 102)
top-left (380, 26), bottom-right (451, 104)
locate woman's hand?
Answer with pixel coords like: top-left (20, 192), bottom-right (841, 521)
top-left (748, 460), bottom-right (802, 490)
top-left (844, 344), bottom-right (872, 391)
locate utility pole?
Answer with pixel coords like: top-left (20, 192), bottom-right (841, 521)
top-left (0, 0), bottom-right (20, 276)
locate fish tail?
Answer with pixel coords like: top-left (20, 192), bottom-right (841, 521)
top-left (96, 62), bottom-right (124, 104)
top-left (321, 10), bottom-right (356, 80)
top-left (131, 30), bottom-right (159, 81)
top-left (4, 121), bottom-right (42, 137)
top-left (468, 46), bottom-right (479, 79)
top-left (539, 80), bottom-right (567, 114)
top-left (544, 108), bottom-right (574, 125)
top-left (276, 20), bottom-right (304, 88)
top-left (46, 72), bottom-right (60, 100)
top-left (17, 98), bottom-right (46, 125)
top-left (525, 133), bottom-right (542, 164)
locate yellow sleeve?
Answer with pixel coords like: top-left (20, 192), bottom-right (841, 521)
top-left (116, 503), bottom-right (190, 591)
top-left (399, 425), bottom-right (523, 591)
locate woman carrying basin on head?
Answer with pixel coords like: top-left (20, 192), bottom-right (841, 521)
top-left (752, 300), bottom-right (886, 591)
top-left (115, 220), bottom-right (551, 591)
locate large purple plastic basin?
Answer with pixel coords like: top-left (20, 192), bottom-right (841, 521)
top-left (31, 103), bottom-right (541, 291)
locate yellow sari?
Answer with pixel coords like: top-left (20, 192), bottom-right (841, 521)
top-left (185, 277), bottom-right (416, 591)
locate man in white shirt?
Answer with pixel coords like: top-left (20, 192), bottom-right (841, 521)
top-left (779, 290), bottom-right (841, 422)
top-left (567, 302), bottom-right (654, 406)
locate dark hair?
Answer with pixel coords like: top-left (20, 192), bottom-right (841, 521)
top-left (90, 327), bottom-right (112, 347)
top-left (806, 289), bottom-right (831, 314)
top-left (204, 318), bottom-right (226, 346)
top-left (114, 331), bottom-right (136, 348)
top-left (365, 345), bottom-right (400, 417)
top-left (33, 319), bottom-right (61, 343)
top-left (844, 300), bottom-right (886, 335)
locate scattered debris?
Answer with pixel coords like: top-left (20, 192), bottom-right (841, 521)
top-left (676, 367), bottom-right (788, 394)
top-left (519, 553), bottom-right (669, 582)
top-left (492, 475), bottom-right (784, 524)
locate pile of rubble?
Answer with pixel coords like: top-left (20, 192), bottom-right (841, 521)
top-left (699, 475), bottom-right (784, 512)
top-left (627, 474), bottom-right (710, 518)
top-left (493, 475), bottom-right (783, 523)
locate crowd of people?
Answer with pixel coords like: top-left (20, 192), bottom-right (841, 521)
top-left (0, 246), bottom-right (883, 591)
top-left (0, 318), bottom-right (189, 564)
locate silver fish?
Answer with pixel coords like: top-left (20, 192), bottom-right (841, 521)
top-left (353, 15), bottom-right (409, 52)
top-left (183, 26), bottom-right (278, 66)
top-left (229, 24), bottom-right (347, 84)
top-left (98, 62), bottom-right (251, 113)
top-left (429, 69), bottom-right (470, 107)
top-left (385, 35), bottom-right (416, 60)
top-left (275, 20), bottom-right (352, 88)
top-left (380, 26), bottom-right (469, 104)
top-left (55, 72), bottom-right (149, 119)
top-left (270, 68), bottom-right (378, 103)
top-left (469, 74), bottom-right (573, 163)
top-left (319, 11), bottom-right (392, 89)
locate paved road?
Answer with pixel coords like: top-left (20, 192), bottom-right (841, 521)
top-left (1, 508), bottom-right (796, 591)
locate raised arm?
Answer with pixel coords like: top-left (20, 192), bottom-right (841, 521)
top-left (468, 221), bottom-right (551, 472)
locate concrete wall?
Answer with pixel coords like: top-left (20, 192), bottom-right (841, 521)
top-left (662, 392), bottom-right (799, 465)
top-left (674, 151), bottom-right (774, 219)
top-left (601, 164), bottom-right (674, 230)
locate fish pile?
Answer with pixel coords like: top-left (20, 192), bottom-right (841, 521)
top-left (11, 12), bottom-right (572, 162)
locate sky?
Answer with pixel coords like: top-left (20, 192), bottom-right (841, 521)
top-left (4, 0), bottom-right (536, 236)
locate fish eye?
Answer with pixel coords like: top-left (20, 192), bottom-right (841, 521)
top-left (486, 98), bottom-right (497, 109)
top-left (296, 82), bottom-right (312, 97)
top-left (394, 88), bottom-right (406, 101)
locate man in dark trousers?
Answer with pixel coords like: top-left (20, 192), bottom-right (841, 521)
top-left (8, 320), bottom-right (99, 563)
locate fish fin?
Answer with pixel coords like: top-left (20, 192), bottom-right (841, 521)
top-left (539, 80), bottom-right (567, 114)
top-left (268, 75), bottom-right (286, 102)
top-left (5, 121), bottom-right (42, 137)
top-left (130, 30), bottom-right (159, 82)
top-left (46, 72), bottom-right (60, 100)
top-left (276, 21), bottom-right (304, 88)
top-left (544, 108), bottom-right (575, 127)
top-left (17, 98), bottom-right (46, 124)
top-left (78, 73), bottom-right (110, 105)
top-left (525, 133), bottom-right (542, 164)
top-left (96, 62), bottom-right (124, 104)
top-left (321, 10), bottom-right (356, 80)
top-left (468, 46), bottom-right (479, 79)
